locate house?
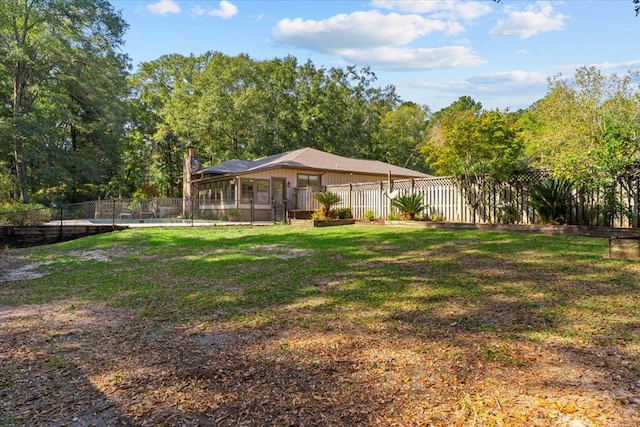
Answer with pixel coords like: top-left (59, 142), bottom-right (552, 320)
top-left (183, 146), bottom-right (431, 221)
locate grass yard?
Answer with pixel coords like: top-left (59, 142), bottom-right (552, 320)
top-left (1, 224), bottom-right (639, 426)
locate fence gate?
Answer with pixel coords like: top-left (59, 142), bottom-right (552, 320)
top-left (272, 199), bottom-right (288, 223)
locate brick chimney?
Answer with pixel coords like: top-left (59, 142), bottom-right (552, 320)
top-left (183, 145), bottom-right (201, 216)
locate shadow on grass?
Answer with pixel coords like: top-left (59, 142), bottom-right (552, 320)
top-left (2, 226), bottom-right (639, 425)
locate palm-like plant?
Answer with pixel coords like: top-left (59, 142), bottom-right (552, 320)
top-left (391, 193), bottom-right (427, 220)
top-left (313, 192), bottom-right (342, 219)
top-left (528, 178), bottom-right (574, 224)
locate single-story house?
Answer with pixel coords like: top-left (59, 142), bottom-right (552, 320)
top-left (183, 146), bottom-right (431, 221)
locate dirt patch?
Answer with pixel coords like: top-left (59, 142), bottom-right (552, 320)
top-left (246, 244), bottom-right (313, 259)
top-left (0, 250), bottom-right (110, 282)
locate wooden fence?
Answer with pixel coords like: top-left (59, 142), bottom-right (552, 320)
top-left (295, 172), bottom-right (640, 228)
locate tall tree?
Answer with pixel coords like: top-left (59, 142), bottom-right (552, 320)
top-left (424, 99), bottom-right (523, 222)
top-left (524, 67), bottom-right (640, 181)
top-left (0, 0), bottom-right (129, 203)
top-left (129, 53), bottom-right (198, 196)
top-left (129, 51), bottom-right (400, 190)
top-left (372, 101), bottom-right (430, 172)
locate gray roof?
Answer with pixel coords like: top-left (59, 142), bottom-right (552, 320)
top-left (198, 147), bottom-right (431, 178)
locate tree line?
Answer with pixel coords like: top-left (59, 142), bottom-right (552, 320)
top-left (1, 0), bottom-right (639, 212)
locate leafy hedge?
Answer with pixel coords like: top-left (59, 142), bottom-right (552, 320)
top-left (0, 203), bottom-right (52, 225)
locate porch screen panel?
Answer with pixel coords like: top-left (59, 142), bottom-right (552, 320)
top-left (241, 180), bottom-right (254, 202)
top-left (256, 180), bottom-right (270, 204)
top-left (223, 180), bottom-right (235, 202)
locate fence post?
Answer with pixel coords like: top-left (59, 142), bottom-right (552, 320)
top-left (283, 199), bottom-right (288, 224)
top-left (58, 203), bottom-right (63, 242)
top-left (191, 198), bottom-right (194, 227)
top-left (272, 198), bottom-right (276, 224)
top-left (379, 181), bottom-right (384, 219)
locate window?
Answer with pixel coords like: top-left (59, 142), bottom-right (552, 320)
top-left (241, 179), bottom-right (270, 203)
top-left (298, 173), bottom-right (321, 188)
top-left (256, 180), bottom-right (270, 203)
top-left (241, 180), bottom-right (253, 202)
top-left (200, 180), bottom-right (235, 203)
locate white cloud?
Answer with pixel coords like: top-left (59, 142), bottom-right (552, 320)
top-left (552, 61), bottom-right (640, 77)
top-left (193, 1), bottom-right (238, 19)
top-left (592, 61), bottom-right (640, 71)
top-left (146, 0), bottom-right (180, 15)
top-left (490, 1), bottom-right (567, 38)
top-left (370, 0), bottom-right (493, 20)
top-left (273, 9), bottom-right (487, 71)
top-left (273, 10), bottom-right (450, 53)
top-left (467, 70), bottom-right (548, 87)
top-left (341, 46), bottom-right (485, 70)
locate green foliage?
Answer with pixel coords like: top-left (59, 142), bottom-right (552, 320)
top-left (313, 192), bottom-right (342, 219)
top-left (130, 53), bottom-right (399, 185)
top-left (429, 213), bottom-right (444, 222)
top-left (423, 99), bottom-right (523, 222)
top-left (499, 204), bottom-right (521, 224)
top-left (363, 210), bottom-right (376, 221)
top-left (528, 179), bottom-right (575, 225)
top-left (391, 193), bottom-right (427, 220)
top-left (0, 203), bottom-right (51, 225)
top-left (372, 101), bottom-right (429, 171)
top-left (0, 0), bottom-right (130, 203)
top-left (0, 166), bottom-right (15, 203)
top-left (332, 207), bottom-right (353, 219)
top-left (524, 67), bottom-right (640, 183)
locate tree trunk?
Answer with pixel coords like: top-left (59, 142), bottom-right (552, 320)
top-left (12, 77), bottom-right (29, 203)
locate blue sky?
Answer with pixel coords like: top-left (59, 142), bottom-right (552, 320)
top-left (110, 0), bottom-right (640, 112)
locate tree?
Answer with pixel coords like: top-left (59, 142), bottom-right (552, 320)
top-left (522, 66), bottom-right (640, 224)
top-left (372, 102), bottom-right (430, 172)
top-left (423, 98), bottom-right (523, 222)
top-left (129, 53), bottom-right (199, 196)
top-left (129, 51), bottom-right (400, 192)
top-left (0, 0), bottom-right (129, 203)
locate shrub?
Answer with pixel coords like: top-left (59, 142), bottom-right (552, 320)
top-left (313, 192), bottom-right (342, 219)
top-left (429, 214), bottom-right (444, 222)
top-left (0, 203), bottom-right (51, 225)
top-left (332, 207), bottom-right (352, 219)
top-left (499, 204), bottom-right (520, 224)
top-left (364, 210), bottom-right (376, 221)
top-left (311, 211), bottom-right (325, 221)
top-left (391, 193), bottom-right (427, 220)
top-left (528, 178), bottom-right (574, 225)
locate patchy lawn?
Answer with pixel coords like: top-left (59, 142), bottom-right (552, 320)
top-left (1, 225), bottom-right (639, 426)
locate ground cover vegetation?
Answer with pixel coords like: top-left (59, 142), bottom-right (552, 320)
top-left (1, 225), bottom-right (639, 425)
top-left (2, 2), bottom-right (640, 211)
